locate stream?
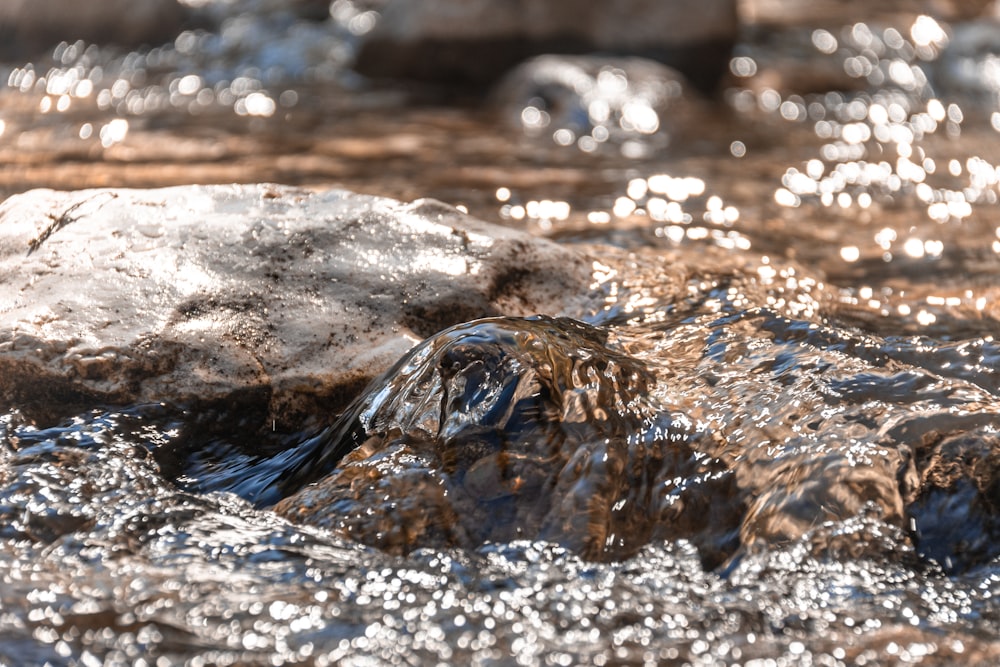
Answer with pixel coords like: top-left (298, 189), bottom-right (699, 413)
top-left (2, 1), bottom-right (1000, 665)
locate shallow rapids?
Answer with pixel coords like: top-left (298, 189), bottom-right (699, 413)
top-left (3, 245), bottom-right (1000, 664)
top-left (2, 1), bottom-right (1000, 665)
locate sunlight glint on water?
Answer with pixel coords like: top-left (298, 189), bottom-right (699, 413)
top-left (1, 2), bottom-right (1000, 665)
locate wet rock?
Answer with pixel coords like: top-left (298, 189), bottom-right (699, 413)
top-left (274, 316), bottom-right (736, 563)
top-left (0, 0), bottom-right (184, 61)
top-left (0, 185), bottom-right (600, 428)
top-left (352, 0), bottom-right (738, 91)
top-left (493, 55), bottom-right (706, 151)
top-left (0, 410), bottom-right (167, 544)
top-left (738, 446), bottom-right (918, 549)
top-left (910, 427), bottom-right (1000, 572)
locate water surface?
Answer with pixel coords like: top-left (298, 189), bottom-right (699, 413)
top-left (2, 2), bottom-right (1000, 664)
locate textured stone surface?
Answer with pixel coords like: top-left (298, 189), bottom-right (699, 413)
top-left (353, 0), bottom-right (738, 91)
top-left (0, 184), bottom-right (601, 427)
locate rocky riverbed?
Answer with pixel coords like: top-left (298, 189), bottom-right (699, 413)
top-left (1, 0), bottom-right (1000, 665)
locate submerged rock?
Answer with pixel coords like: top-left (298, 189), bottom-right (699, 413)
top-left (909, 426), bottom-right (1000, 572)
top-left (352, 0), bottom-right (738, 91)
top-left (0, 185), bottom-right (600, 427)
top-left (0, 0), bottom-right (184, 60)
top-left (274, 316), bottom-right (740, 563)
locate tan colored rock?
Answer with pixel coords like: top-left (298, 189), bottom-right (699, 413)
top-left (0, 184), bottom-right (601, 428)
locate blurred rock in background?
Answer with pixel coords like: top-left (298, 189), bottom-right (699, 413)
top-left (352, 0), bottom-right (739, 92)
top-left (0, 0), bottom-right (186, 60)
top-left (739, 0), bottom-right (996, 27)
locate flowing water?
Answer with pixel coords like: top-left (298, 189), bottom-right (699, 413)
top-left (2, 1), bottom-right (1000, 664)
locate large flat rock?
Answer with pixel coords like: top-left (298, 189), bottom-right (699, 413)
top-left (0, 184), bottom-right (601, 427)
